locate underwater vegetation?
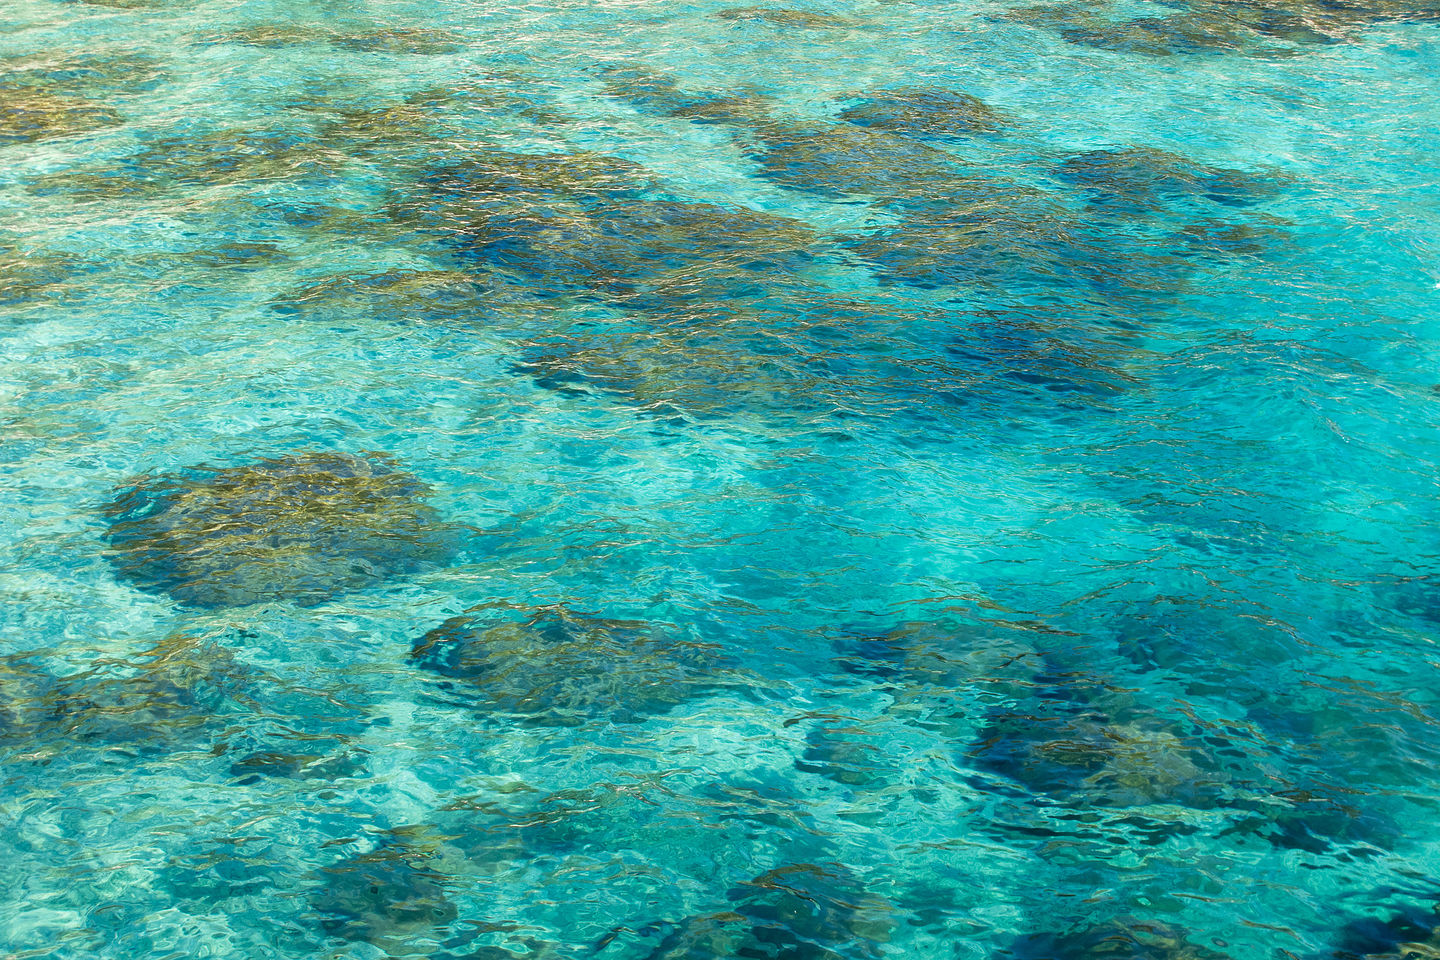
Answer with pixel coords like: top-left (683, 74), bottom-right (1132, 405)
top-left (410, 604), bottom-right (735, 726)
top-left (102, 452), bottom-right (455, 608)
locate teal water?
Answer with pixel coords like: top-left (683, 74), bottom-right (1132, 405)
top-left (3, 0), bottom-right (1440, 956)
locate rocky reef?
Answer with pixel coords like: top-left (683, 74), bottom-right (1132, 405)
top-left (311, 833), bottom-right (460, 948)
top-left (410, 604), bottom-right (733, 726)
top-left (103, 452), bottom-right (455, 607)
top-left (716, 5), bottom-right (853, 28)
top-left (645, 862), bottom-right (892, 959)
top-left (838, 86), bottom-right (1009, 138)
top-left (1009, 919), bottom-right (1232, 960)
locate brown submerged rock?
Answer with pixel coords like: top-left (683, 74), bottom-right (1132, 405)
top-left (1011, 920), bottom-right (1232, 960)
top-left (274, 269), bottom-right (486, 324)
top-left (410, 604), bottom-right (733, 726)
top-left (312, 834), bottom-right (460, 947)
top-left (838, 86), bottom-right (1009, 138)
top-left (43, 634), bottom-right (256, 750)
top-left (717, 5), bottom-right (853, 27)
top-left (646, 862), bottom-right (892, 959)
top-left (0, 90), bottom-right (121, 144)
top-left (749, 121), bottom-right (969, 198)
top-left (103, 452), bottom-right (455, 608)
top-left (1055, 146), bottom-right (1285, 211)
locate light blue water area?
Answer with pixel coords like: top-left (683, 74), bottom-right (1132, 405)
top-left (3, 0), bottom-right (1440, 955)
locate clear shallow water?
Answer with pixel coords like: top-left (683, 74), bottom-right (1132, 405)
top-left (3, 0), bottom-right (1440, 956)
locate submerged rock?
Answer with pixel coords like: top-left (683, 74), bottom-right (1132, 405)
top-left (416, 150), bottom-right (816, 299)
top-left (32, 126), bottom-right (339, 199)
top-left (273, 269), bottom-right (486, 324)
top-left (312, 836), bottom-right (459, 947)
top-left (1055, 146), bottom-right (1285, 211)
top-left (0, 90), bottom-right (121, 144)
top-left (835, 618), bottom-right (1043, 695)
top-left (0, 50), bottom-right (165, 98)
top-left (838, 86), bottom-right (1008, 138)
top-left (1001, 0), bottom-right (1438, 55)
top-left (796, 719), bottom-right (890, 788)
top-left (103, 452), bottom-right (455, 608)
top-left (669, 93), bottom-right (775, 125)
top-left (410, 604), bottom-right (731, 726)
top-left (1010, 920), bottom-right (1232, 960)
top-left (0, 248), bottom-right (85, 305)
top-left (968, 682), bottom-right (1220, 809)
top-left (228, 746), bottom-right (367, 784)
top-left (331, 26), bottom-right (469, 54)
top-left (648, 862), bottom-right (891, 959)
top-left (749, 121), bottom-right (968, 199)
top-left (511, 317), bottom-right (830, 416)
top-left (42, 634), bottom-right (254, 751)
top-left (731, 863), bottom-right (892, 959)
top-left (717, 5), bottom-right (853, 27)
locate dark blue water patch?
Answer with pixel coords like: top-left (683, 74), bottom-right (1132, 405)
top-left (1328, 904), bottom-right (1440, 959)
top-left (102, 451), bottom-right (459, 608)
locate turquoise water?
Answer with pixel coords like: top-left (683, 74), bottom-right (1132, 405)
top-left (3, 0), bottom-right (1440, 955)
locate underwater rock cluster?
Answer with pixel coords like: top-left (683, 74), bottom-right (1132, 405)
top-left (102, 452), bottom-right (455, 608)
top-left (837, 86), bottom-right (1010, 138)
top-left (645, 862), bottom-right (892, 959)
top-left (1004, 0), bottom-right (1440, 56)
top-left (410, 604), bottom-right (733, 726)
top-left (311, 833), bottom-right (461, 948)
top-left (1010, 920), bottom-right (1233, 960)
top-left (218, 23), bottom-right (467, 54)
top-left (411, 148), bottom-right (818, 304)
top-left (716, 5), bottom-right (854, 28)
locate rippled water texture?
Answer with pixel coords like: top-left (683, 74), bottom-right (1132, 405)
top-left (3, 0), bottom-right (1440, 956)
